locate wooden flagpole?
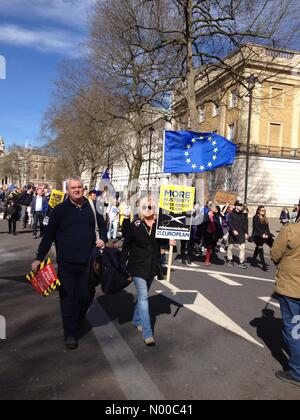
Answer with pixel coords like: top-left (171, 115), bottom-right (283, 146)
top-left (166, 245), bottom-right (174, 282)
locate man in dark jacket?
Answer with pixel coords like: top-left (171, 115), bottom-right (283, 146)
top-left (4, 188), bottom-right (21, 235)
top-left (20, 186), bottom-right (34, 228)
top-left (31, 176), bottom-right (108, 350)
top-left (227, 201), bottom-right (248, 269)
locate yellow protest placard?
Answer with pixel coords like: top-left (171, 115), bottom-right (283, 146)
top-left (48, 189), bottom-right (65, 209)
top-left (159, 185), bottom-right (195, 214)
top-left (156, 185), bottom-right (195, 283)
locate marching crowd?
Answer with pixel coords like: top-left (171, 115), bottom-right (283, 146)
top-left (0, 185), bottom-right (49, 237)
top-left (0, 183), bottom-right (299, 276)
top-left (1, 179), bottom-right (300, 387)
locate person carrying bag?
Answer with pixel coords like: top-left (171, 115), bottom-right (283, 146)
top-left (89, 199), bottom-right (131, 295)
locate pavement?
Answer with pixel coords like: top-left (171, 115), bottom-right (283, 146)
top-left (0, 219), bottom-right (299, 401)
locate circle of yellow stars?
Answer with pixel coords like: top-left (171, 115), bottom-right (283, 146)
top-left (184, 135), bottom-right (218, 171)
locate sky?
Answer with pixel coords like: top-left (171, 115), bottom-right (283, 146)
top-left (0, 0), bottom-right (95, 149)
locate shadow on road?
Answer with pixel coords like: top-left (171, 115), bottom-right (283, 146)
top-left (95, 289), bottom-right (181, 334)
top-left (250, 305), bottom-right (289, 371)
top-left (1, 274), bottom-right (28, 284)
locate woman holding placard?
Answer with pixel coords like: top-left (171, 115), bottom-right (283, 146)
top-left (122, 196), bottom-right (175, 346)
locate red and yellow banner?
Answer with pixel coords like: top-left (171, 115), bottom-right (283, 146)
top-left (26, 258), bottom-right (61, 297)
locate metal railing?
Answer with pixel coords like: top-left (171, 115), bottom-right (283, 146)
top-left (236, 143), bottom-right (300, 159)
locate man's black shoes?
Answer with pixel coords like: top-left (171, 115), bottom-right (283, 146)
top-left (64, 336), bottom-right (78, 350)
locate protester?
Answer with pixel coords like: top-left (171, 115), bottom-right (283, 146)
top-left (133, 199), bottom-right (140, 221)
top-left (88, 190), bottom-right (97, 203)
top-left (202, 205), bottom-right (223, 265)
top-left (107, 199), bottom-right (120, 240)
top-left (279, 207), bottom-right (290, 225)
top-left (31, 176), bottom-right (108, 350)
top-left (0, 186), bottom-right (7, 215)
top-left (0, 185), bottom-right (7, 203)
top-left (119, 199), bottom-right (132, 238)
top-left (20, 186), bottom-right (35, 229)
top-left (196, 202), bottom-right (212, 257)
top-left (251, 206), bottom-right (274, 271)
top-left (227, 201), bottom-right (248, 269)
top-left (122, 195), bottom-right (176, 346)
top-left (218, 204), bottom-right (230, 253)
top-left (180, 208), bottom-right (194, 265)
top-left (31, 188), bottom-right (48, 239)
top-left (271, 211), bottom-right (300, 387)
top-left (291, 206), bottom-right (298, 223)
top-left (4, 187), bottom-right (21, 235)
top-left (100, 185), bottom-right (110, 222)
top-left (181, 201), bottom-right (203, 264)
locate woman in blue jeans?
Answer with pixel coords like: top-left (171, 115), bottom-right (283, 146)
top-left (122, 196), bottom-right (175, 346)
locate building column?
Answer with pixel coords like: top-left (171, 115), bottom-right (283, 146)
top-left (251, 84), bottom-right (262, 146)
top-left (219, 103), bottom-right (226, 137)
top-left (292, 86), bottom-right (300, 149)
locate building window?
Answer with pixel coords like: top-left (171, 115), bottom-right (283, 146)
top-left (34, 174), bottom-right (38, 180)
top-left (227, 123), bottom-right (236, 141)
top-left (212, 103), bottom-right (220, 117)
top-left (269, 122), bottom-right (282, 147)
top-left (209, 171), bottom-right (217, 193)
top-left (266, 48), bottom-right (294, 60)
top-left (198, 105), bottom-right (205, 123)
top-left (178, 114), bottom-right (185, 130)
top-left (224, 168), bottom-right (232, 191)
top-left (229, 89), bottom-right (238, 108)
top-left (270, 87), bottom-right (284, 108)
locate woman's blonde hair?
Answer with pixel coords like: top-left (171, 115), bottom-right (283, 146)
top-left (138, 195), bottom-right (157, 220)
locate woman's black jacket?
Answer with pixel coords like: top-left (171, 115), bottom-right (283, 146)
top-left (122, 219), bottom-right (161, 282)
top-left (252, 215), bottom-right (271, 246)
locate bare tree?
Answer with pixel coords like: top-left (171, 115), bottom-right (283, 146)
top-left (0, 145), bottom-right (31, 186)
top-left (42, 0), bottom-right (300, 195)
top-left (125, 0), bottom-right (300, 130)
top-left (89, 0), bottom-right (174, 194)
top-left (43, 79), bottom-right (121, 189)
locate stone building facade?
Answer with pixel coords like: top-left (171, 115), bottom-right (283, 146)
top-left (0, 138), bottom-right (57, 188)
top-left (172, 44), bottom-right (300, 215)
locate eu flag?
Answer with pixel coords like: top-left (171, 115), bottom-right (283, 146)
top-left (163, 131), bottom-right (236, 174)
top-left (102, 169), bottom-right (110, 180)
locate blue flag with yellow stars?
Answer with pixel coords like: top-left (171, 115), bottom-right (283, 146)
top-left (102, 169), bottom-right (110, 180)
top-left (163, 131), bottom-right (237, 174)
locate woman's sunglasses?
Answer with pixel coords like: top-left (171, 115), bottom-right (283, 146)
top-left (142, 205), bottom-right (153, 211)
